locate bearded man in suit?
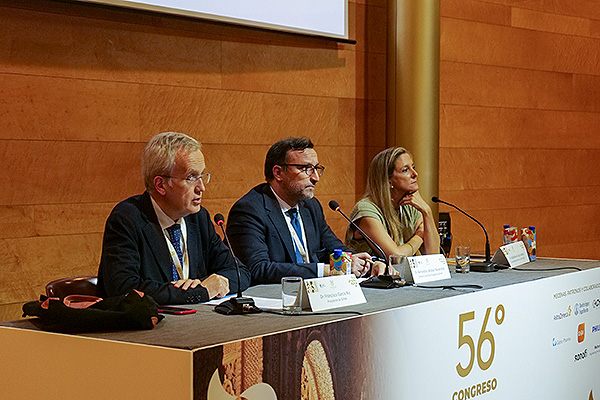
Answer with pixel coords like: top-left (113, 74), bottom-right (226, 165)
top-left (227, 137), bottom-right (372, 285)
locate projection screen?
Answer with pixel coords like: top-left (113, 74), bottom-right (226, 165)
top-left (75, 0), bottom-right (349, 40)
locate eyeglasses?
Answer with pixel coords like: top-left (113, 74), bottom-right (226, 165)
top-left (280, 163), bottom-right (325, 177)
top-left (161, 172), bottom-right (211, 185)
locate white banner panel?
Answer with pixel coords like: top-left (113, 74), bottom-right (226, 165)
top-left (76, 0), bottom-right (348, 39)
top-left (365, 268), bottom-right (600, 399)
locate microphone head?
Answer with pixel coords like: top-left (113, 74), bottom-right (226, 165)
top-left (328, 200), bottom-right (340, 212)
top-left (213, 213), bottom-right (225, 226)
top-left (431, 196), bottom-right (440, 203)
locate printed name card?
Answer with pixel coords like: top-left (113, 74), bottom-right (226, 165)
top-left (303, 274), bottom-right (366, 312)
top-left (491, 241), bottom-right (530, 268)
top-left (407, 254), bottom-right (451, 284)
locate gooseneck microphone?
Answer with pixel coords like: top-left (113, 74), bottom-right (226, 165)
top-left (328, 200), bottom-right (387, 261)
top-left (431, 197), bottom-right (497, 272)
top-left (213, 214), bottom-right (257, 314)
top-left (329, 200), bottom-right (406, 289)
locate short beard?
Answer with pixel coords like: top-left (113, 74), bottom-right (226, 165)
top-left (301, 189), bottom-right (314, 200)
top-left (288, 186), bottom-right (314, 205)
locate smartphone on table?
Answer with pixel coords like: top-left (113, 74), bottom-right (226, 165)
top-left (157, 306), bottom-right (197, 315)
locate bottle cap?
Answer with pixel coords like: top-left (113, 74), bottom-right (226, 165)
top-left (333, 249), bottom-right (343, 257)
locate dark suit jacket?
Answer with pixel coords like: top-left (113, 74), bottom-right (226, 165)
top-left (97, 192), bottom-right (250, 305)
top-left (226, 183), bottom-right (346, 284)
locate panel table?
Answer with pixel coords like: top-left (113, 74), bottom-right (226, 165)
top-left (1, 258), bottom-right (599, 399)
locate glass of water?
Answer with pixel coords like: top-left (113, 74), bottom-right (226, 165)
top-left (389, 254), bottom-right (412, 283)
top-left (281, 276), bottom-right (303, 314)
top-left (455, 246), bottom-right (471, 273)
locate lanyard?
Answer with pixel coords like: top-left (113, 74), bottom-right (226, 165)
top-left (285, 211), bottom-right (309, 263)
top-left (164, 225), bottom-right (189, 279)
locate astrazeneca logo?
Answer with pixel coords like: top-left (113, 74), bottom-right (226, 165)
top-left (578, 323), bottom-right (586, 343)
top-left (553, 306), bottom-right (572, 321)
top-left (575, 302), bottom-right (590, 316)
top-left (552, 337), bottom-right (571, 347)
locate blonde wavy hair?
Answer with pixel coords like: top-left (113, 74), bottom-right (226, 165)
top-left (141, 132), bottom-right (201, 192)
top-left (364, 147), bottom-right (410, 243)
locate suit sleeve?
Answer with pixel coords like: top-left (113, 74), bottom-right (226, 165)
top-left (227, 197), bottom-right (319, 284)
top-left (197, 209), bottom-right (251, 294)
top-left (99, 206), bottom-right (209, 305)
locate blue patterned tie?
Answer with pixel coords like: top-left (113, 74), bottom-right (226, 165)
top-left (287, 208), bottom-right (305, 263)
top-left (166, 224), bottom-right (183, 280)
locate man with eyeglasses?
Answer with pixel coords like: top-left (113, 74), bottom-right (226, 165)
top-left (97, 132), bottom-right (250, 304)
top-left (227, 137), bottom-right (372, 284)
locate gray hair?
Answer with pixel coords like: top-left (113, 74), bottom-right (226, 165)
top-left (141, 132), bottom-right (201, 192)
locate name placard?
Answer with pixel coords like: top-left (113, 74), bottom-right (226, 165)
top-left (303, 274), bottom-right (366, 312)
top-left (491, 241), bottom-right (530, 268)
top-left (407, 254), bottom-right (451, 284)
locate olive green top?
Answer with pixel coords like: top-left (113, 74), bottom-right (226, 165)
top-left (344, 197), bottom-right (421, 256)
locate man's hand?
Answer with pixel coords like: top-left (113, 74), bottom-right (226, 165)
top-left (369, 261), bottom-right (399, 277)
top-left (200, 274), bottom-right (230, 299)
top-left (172, 274), bottom-right (230, 299)
top-left (172, 278), bottom-right (202, 291)
top-left (370, 261), bottom-right (386, 276)
top-left (351, 252), bottom-right (372, 277)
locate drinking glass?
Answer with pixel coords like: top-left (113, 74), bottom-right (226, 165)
top-left (389, 254), bottom-right (412, 283)
top-left (455, 246), bottom-right (471, 273)
top-left (281, 276), bottom-right (303, 313)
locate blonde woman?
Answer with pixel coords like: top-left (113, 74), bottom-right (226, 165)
top-left (345, 147), bottom-right (439, 258)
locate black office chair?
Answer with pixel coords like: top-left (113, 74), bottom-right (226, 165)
top-left (45, 275), bottom-right (99, 299)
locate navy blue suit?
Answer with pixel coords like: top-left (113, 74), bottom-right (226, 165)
top-left (98, 192), bottom-right (250, 305)
top-left (226, 183), bottom-right (346, 284)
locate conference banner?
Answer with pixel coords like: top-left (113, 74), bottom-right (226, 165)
top-left (204, 267), bottom-right (600, 399)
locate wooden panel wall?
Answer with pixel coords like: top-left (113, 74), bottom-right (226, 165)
top-left (0, 0), bottom-right (387, 320)
top-left (3, 0), bottom-right (598, 321)
top-left (439, 0), bottom-right (600, 259)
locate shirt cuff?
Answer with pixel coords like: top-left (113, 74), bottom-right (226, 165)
top-left (317, 263), bottom-right (325, 278)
